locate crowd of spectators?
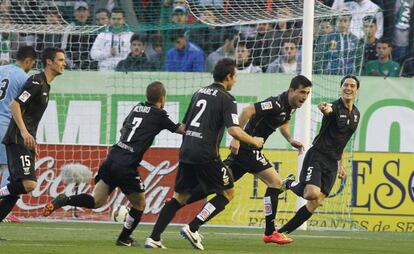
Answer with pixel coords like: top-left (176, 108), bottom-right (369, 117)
top-left (0, 0), bottom-right (413, 77)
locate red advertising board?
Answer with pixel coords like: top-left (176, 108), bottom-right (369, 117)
top-left (12, 144), bottom-right (205, 223)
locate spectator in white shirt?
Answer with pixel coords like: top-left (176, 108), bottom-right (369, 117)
top-left (90, 7), bottom-right (133, 71)
top-left (332, 0), bottom-right (384, 39)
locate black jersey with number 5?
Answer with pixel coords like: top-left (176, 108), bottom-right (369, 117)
top-left (312, 98), bottom-right (360, 160)
top-left (107, 101), bottom-right (180, 168)
top-left (3, 72), bottom-right (50, 147)
top-left (180, 83), bottom-right (239, 164)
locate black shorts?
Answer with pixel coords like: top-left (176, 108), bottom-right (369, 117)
top-left (174, 160), bottom-right (234, 194)
top-left (224, 148), bottom-right (272, 182)
top-left (95, 159), bottom-right (145, 195)
top-left (6, 143), bottom-right (36, 182)
top-left (299, 147), bottom-right (338, 196)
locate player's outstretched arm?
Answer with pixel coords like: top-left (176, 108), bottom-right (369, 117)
top-left (10, 100), bottom-right (36, 149)
top-left (318, 102), bottom-right (333, 116)
top-left (228, 126), bottom-right (264, 149)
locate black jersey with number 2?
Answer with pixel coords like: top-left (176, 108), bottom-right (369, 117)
top-left (180, 83), bottom-right (239, 164)
top-left (3, 72), bottom-right (50, 147)
top-left (108, 101), bottom-right (180, 168)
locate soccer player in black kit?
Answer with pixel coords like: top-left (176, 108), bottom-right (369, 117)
top-left (278, 75), bottom-right (360, 237)
top-left (145, 58), bottom-right (264, 250)
top-left (180, 75), bottom-right (313, 245)
top-left (42, 81), bottom-right (185, 247)
top-left (0, 48), bottom-right (65, 222)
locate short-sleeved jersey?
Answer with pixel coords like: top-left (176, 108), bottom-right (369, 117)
top-left (2, 72), bottom-right (50, 147)
top-left (0, 64), bottom-right (29, 125)
top-left (108, 101), bottom-right (179, 168)
top-left (180, 83), bottom-right (239, 164)
top-left (241, 91), bottom-right (293, 150)
top-left (312, 98), bottom-right (360, 160)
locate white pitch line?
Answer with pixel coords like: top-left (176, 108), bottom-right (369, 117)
top-left (5, 243), bottom-right (76, 247)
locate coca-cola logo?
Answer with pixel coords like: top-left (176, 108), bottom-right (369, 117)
top-left (16, 156), bottom-right (177, 215)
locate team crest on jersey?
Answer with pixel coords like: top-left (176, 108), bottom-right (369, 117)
top-left (330, 40), bottom-right (337, 50)
top-left (18, 91), bottom-right (31, 102)
top-left (231, 114), bottom-right (239, 125)
top-left (354, 115), bottom-right (358, 122)
top-left (261, 101), bottom-right (273, 110)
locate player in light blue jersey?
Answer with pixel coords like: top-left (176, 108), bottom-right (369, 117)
top-left (0, 46), bottom-right (36, 225)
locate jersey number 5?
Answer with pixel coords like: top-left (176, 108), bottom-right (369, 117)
top-left (190, 99), bottom-right (207, 127)
top-left (126, 117), bottom-right (143, 142)
top-left (0, 79), bottom-right (9, 100)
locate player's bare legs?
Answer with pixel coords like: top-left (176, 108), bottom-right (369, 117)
top-left (116, 192), bottom-right (146, 246)
top-left (0, 179), bottom-right (37, 221)
top-left (256, 168), bottom-right (293, 244)
top-left (146, 191), bottom-right (191, 248)
top-left (278, 184), bottom-right (326, 234)
top-left (42, 180), bottom-right (110, 216)
top-left (180, 188), bottom-right (235, 250)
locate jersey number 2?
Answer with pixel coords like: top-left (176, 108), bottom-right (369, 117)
top-left (190, 99), bottom-right (207, 127)
top-left (126, 117), bottom-right (143, 142)
top-left (0, 79), bottom-right (9, 100)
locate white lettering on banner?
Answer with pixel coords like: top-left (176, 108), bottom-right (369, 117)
top-left (62, 101), bottom-right (101, 144)
top-left (365, 106), bottom-right (414, 152)
top-left (37, 101), bottom-right (60, 143)
top-left (16, 156), bottom-right (177, 215)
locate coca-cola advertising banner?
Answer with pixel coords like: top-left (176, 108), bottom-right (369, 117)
top-left (14, 144), bottom-right (204, 223)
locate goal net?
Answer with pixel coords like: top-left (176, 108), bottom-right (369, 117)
top-left (1, 0), bottom-right (369, 231)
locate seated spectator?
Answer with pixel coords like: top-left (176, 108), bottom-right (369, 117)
top-left (392, 0), bottom-right (414, 63)
top-left (63, 1), bottom-right (96, 70)
top-left (267, 40), bottom-right (301, 74)
top-left (317, 19), bottom-right (334, 35)
top-left (171, 5), bottom-right (188, 24)
top-left (321, 14), bottom-right (360, 75)
top-left (235, 40), bottom-right (262, 74)
top-left (205, 27), bottom-right (239, 72)
top-left (400, 56), bottom-right (414, 77)
top-left (116, 34), bottom-right (156, 72)
top-left (90, 7), bottom-right (133, 71)
top-left (189, 7), bottom-right (226, 55)
top-left (332, 0), bottom-right (384, 39)
top-left (161, 0), bottom-right (197, 25)
top-left (145, 34), bottom-right (164, 70)
top-left (360, 16), bottom-right (378, 63)
top-left (95, 8), bottom-right (110, 26)
top-left (363, 39), bottom-right (400, 77)
top-left (251, 22), bottom-right (276, 68)
top-left (165, 29), bottom-right (205, 72)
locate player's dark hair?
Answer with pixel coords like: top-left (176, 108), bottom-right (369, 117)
top-left (111, 7), bottom-right (125, 17)
top-left (290, 75), bottom-right (312, 90)
top-left (130, 33), bottom-right (145, 44)
top-left (213, 58), bottom-right (236, 82)
top-left (146, 81), bottom-right (166, 104)
top-left (41, 47), bottom-right (65, 67)
top-left (16, 46), bottom-right (37, 61)
top-left (222, 27), bottom-right (239, 43)
top-left (377, 38), bottom-right (392, 48)
top-left (340, 75), bottom-right (360, 89)
top-left (363, 15), bottom-right (376, 24)
top-left (95, 8), bottom-right (110, 16)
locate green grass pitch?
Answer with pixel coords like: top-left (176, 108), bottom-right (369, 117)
top-left (1, 222), bottom-right (413, 254)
